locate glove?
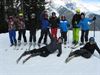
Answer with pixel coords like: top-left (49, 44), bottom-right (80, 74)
top-left (93, 16), bottom-right (96, 21)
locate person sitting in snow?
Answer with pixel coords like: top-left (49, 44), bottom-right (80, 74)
top-left (17, 31), bottom-right (63, 64)
top-left (65, 37), bottom-right (100, 63)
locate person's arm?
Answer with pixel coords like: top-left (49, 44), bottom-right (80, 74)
top-left (57, 44), bottom-right (62, 57)
top-left (95, 43), bottom-right (100, 54)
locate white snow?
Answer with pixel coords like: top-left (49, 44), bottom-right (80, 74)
top-left (0, 30), bottom-right (100, 75)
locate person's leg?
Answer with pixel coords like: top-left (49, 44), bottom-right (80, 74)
top-left (75, 28), bottom-right (80, 44)
top-left (54, 28), bottom-right (58, 39)
top-left (44, 30), bottom-right (48, 44)
top-left (81, 50), bottom-right (92, 58)
top-left (85, 30), bottom-right (89, 43)
top-left (73, 28), bottom-right (76, 44)
top-left (16, 49), bottom-right (38, 63)
top-left (12, 30), bottom-right (17, 46)
top-left (18, 30), bottom-right (22, 42)
top-left (38, 30), bottom-right (44, 44)
top-left (81, 30), bottom-right (85, 43)
top-left (9, 31), bottom-right (13, 46)
top-left (29, 30), bottom-right (33, 43)
top-left (33, 29), bottom-right (36, 43)
top-left (22, 29), bottom-right (27, 43)
top-left (63, 32), bottom-right (67, 44)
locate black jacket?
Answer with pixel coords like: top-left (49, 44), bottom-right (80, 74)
top-left (72, 14), bottom-right (81, 28)
top-left (81, 42), bottom-right (100, 54)
top-left (49, 17), bottom-right (59, 28)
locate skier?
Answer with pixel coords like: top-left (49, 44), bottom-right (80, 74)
top-left (17, 31), bottom-right (63, 64)
top-left (49, 12), bottom-right (59, 39)
top-left (7, 16), bottom-right (17, 46)
top-left (17, 13), bottom-right (27, 46)
top-left (78, 13), bottom-right (96, 45)
top-left (38, 13), bottom-right (50, 46)
top-left (29, 13), bottom-right (37, 47)
top-left (65, 37), bottom-right (100, 63)
top-left (59, 15), bottom-right (70, 45)
top-left (72, 8), bottom-right (81, 45)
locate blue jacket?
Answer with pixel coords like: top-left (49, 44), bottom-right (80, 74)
top-left (41, 18), bottom-right (49, 30)
top-left (59, 20), bottom-right (69, 32)
top-left (77, 18), bottom-right (93, 31)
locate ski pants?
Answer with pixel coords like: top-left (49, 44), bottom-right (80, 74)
top-left (51, 28), bottom-right (57, 39)
top-left (26, 46), bottom-right (50, 57)
top-left (73, 49), bottom-right (92, 58)
top-left (61, 31), bottom-right (67, 42)
top-left (81, 30), bottom-right (89, 43)
top-left (9, 30), bottom-right (17, 45)
top-left (73, 28), bottom-right (80, 43)
top-left (29, 29), bottom-right (36, 43)
top-left (38, 29), bottom-right (49, 44)
top-left (18, 29), bottom-right (27, 42)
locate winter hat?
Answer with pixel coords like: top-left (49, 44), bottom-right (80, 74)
top-left (76, 8), bottom-right (80, 13)
top-left (81, 13), bottom-right (85, 16)
top-left (89, 37), bottom-right (95, 44)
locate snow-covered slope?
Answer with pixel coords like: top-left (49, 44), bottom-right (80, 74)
top-left (0, 30), bottom-right (100, 75)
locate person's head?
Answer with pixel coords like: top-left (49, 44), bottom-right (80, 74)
top-left (44, 14), bottom-right (48, 19)
top-left (61, 15), bottom-right (66, 20)
top-left (89, 37), bottom-right (95, 44)
top-left (19, 13), bottom-right (23, 19)
top-left (31, 13), bottom-right (35, 19)
top-left (8, 16), bottom-right (13, 21)
top-left (81, 13), bottom-right (85, 19)
top-left (58, 37), bottom-right (63, 44)
top-left (52, 12), bottom-right (56, 17)
top-left (76, 8), bottom-right (80, 14)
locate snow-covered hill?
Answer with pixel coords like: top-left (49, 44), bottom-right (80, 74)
top-left (0, 30), bottom-right (100, 75)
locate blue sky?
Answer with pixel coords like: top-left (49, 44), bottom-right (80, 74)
top-left (80, 0), bottom-right (100, 4)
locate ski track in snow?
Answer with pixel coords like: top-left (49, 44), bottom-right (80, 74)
top-left (0, 30), bottom-right (100, 75)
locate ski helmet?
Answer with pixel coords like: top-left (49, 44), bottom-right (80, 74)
top-left (89, 37), bottom-right (95, 44)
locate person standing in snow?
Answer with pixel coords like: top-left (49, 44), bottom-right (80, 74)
top-left (49, 12), bottom-right (59, 39)
top-left (7, 16), bottom-right (17, 46)
top-left (29, 13), bottom-right (37, 46)
top-left (38, 14), bottom-right (50, 46)
top-left (17, 13), bottom-right (27, 46)
top-left (17, 31), bottom-right (62, 64)
top-left (59, 15), bottom-right (70, 45)
top-left (65, 37), bottom-right (100, 63)
top-left (72, 9), bottom-right (81, 45)
top-left (77, 13), bottom-right (96, 45)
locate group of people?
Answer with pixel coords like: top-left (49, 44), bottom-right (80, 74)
top-left (7, 9), bottom-right (100, 64)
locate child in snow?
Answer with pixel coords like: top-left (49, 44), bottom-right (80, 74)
top-left (17, 31), bottom-right (63, 64)
top-left (65, 37), bottom-right (100, 63)
top-left (17, 13), bottom-right (27, 46)
top-left (49, 12), bottom-right (59, 39)
top-left (78, 13), bottom-right (96, 45)
top-left (29, 13), bottom-right (37, 46)
top-left (7, 16), bottom-right (17, 46)
top-left (38, 14), bottom-right (50, 46)
top-left (59, 15), bottom-right (70, 45)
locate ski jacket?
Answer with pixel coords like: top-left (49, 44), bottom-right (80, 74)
top-left (59, 20), bottom-right (70, 32)
top-left (8, 20), bottom-right (16, 31)
top-left (77, 18), bottom-right (93, 31)
top-left (81, 42), bottom-right (100, 55)
top-left (72, 14), bottom-right (81, 28)
top-left (49, 16), bottom-right (59, 28)
top-left (46, 32), bottom-right (62, 57)
top-left (29, 19), bottom-right (37, 30)
top-left (41, 18), bottom-right (50, 30)
top-left (17, 19), bottom-right (25, 30)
